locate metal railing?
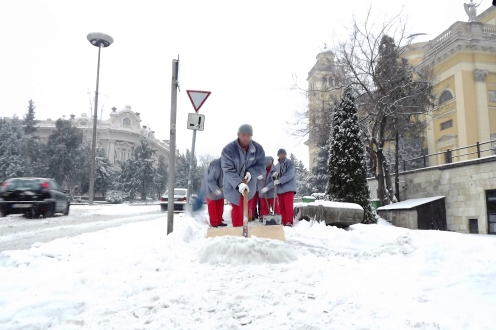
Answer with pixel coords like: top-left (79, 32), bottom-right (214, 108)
top-left (391, 139), bottom-right (496, 173)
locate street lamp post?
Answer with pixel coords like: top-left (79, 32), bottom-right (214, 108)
top-left (87, 32), bottom-right (114, 205)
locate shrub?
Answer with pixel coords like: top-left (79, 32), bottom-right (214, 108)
top-left (106, 190), bottom-right (129, 204)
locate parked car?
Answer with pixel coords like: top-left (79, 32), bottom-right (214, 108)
top-left (0, 178), bottom-right (70, 219)
top-left (160, 188), bottom-right (198, 212)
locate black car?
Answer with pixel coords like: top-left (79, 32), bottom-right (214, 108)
top-left (0, 178), bottom-right (70, 219)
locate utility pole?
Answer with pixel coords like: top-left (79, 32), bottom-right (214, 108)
top-left (88, 44), bottom-right (102, 206)
top-left (167, 58), bottom-right (179, 235)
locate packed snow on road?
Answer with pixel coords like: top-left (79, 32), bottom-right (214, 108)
top-left (1, 211), bottom-right (496, 329)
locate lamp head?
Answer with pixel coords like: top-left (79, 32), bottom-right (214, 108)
top-left (87, 32), bottom-right (114, 48)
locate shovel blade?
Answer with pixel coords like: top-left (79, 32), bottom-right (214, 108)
top-left (207, 225), bottom-right (285, 242)
top-left (262, 214), bottom-right (282, 226)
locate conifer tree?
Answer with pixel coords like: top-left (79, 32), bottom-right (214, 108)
top-left (327, 87), bottom-right (376, 224)
top-left (23, 100), bottom-right (38, 135)
top-left (308, 144), bottom-right (330, 194)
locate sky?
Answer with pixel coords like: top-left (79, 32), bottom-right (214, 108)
top-left (0, 0), bottom-right (488, 167)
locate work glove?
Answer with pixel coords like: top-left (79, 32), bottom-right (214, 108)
top-left (214, 189), bottom-right (222, 196)
top-left (261, 187), bottom-right (269, 194)
top-left (244, 171), bottom-right (252, 182)
top-left (274, 180), bottom-right (280, 185)
top-left (272, 172), bottom-right (279, 180)
top-left (257, 175), bottom-right (263, 180)
top-left (238, 183), bottom-right (249, 194)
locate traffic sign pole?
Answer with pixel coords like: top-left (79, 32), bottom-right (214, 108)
top-left (185, 90), bottom-right (211, 209)
top-left (186, 129), bottom-right (197, 207)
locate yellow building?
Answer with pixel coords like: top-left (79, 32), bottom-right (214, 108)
top-left (306, 6), bottom-right (496, 168)
top-left (415, 5), bottom-right (496, 165)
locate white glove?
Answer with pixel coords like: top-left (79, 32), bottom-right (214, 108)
top-left (244, 172), bottom-right (252, 182)
top-left (214, 189), bottom-right (222, 196)
top-left (238, 183), bottom-right (249, 194)
top-left (257, 175), bottom-right (263, 180)
top-left (274, 180), bottom-right (280, 185)
top-left (261, 187), bottom-right (269, 194)
top-left (272, 172), bottom-right (279, 180)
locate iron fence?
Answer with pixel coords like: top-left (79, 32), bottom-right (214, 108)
top-left (390, 139), bottom-right (496, 174)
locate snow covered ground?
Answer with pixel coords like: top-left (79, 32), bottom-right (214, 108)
top-left (1, 211), bottom-right (496, 329)
top-left (0, 204), bottom-right (163, 251)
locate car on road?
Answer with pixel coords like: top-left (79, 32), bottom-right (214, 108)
top-left (160, 188), bottom-right (198, 212)
top-left (0, 177), bottom-right (70, 219)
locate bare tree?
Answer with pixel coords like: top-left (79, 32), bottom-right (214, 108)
top-left (333, 8), bottom-right (434, 205)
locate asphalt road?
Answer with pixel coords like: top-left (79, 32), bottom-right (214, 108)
top-left (0, 204), bottom-right (167, 251)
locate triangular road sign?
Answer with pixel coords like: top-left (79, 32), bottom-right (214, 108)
top-left (186, 90), bottom-right (211, 113)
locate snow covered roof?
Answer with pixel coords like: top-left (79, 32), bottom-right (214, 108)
top-left (377, 196), bottom-right (445, 211)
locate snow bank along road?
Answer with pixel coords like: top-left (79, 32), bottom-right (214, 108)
top-left (1, 215), bottom-right (496, 329)
top-left (0, 204), bottom-right (163, 251)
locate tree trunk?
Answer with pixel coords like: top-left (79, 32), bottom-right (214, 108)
top-left (394, 130), bottom-right (400, 202)
top-left (376, 147), bottom-right (388, 206)
top-left (384, 160), bottom-right (393, 204)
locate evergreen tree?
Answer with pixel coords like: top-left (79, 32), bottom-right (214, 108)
top-left (0, 116), bottom-right (29, 181)
top-left (307, 144), bottom-right (330, 194)
top-left (327, 87), bottom-right (376, 224)
top-left (289, 153), bottom-right (311, 196)
top-left (46, 119), bottom-right (86, 199)
top-left (174, 150), bottom-right (203, 192)
top-left (114, 138), bottom-right (158, 200)
top-left (95, 148), bottom-right (115, 195)
top-left (23, 100), bottom-right (38, 135)
top-left (154, 155), bottom-right (168, 197)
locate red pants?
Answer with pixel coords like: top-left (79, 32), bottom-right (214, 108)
top-left (206, 198), bottom-right (224, 227)
top-left (231, 196), bottom-right (256, 227)
top-left (259, 196), bottom-right (280, 217)
top-left (278, 192), bottom-right (295, 225)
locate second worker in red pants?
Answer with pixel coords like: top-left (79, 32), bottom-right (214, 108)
top-left (273, 149), bottom-right (296, 226)
top-left (221, 124), bottom-right (266, 227)
top-left (200, 158), bottom-right (226, 227)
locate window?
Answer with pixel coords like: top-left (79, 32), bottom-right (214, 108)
top-left (440, 120), bottom-right (453, 130)
top-left (439, 90), bottom-right (453, 105)
top-left (491, 133), bottom-right (496, 155)
top-left (322, 77), bottom-right (327, 86)
top-left (79, 120), bottom-right (88, 126)
top-left (123, 118), bottom-right (131, 126)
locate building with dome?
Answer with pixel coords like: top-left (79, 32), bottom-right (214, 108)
top-left (35, 105), bottom-right (173, 167)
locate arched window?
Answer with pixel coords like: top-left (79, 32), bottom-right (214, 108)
top-left (79, 120), bottom-right (88, 126)
top-left (322, 77), bottom-right (327, 86)
top-left (439, 90), bottom-right (453, 105)
top-left (122, 118), bottom-right (131, 126)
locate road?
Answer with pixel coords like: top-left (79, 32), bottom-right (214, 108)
top-left (0, 204), bottom-right (168, 251)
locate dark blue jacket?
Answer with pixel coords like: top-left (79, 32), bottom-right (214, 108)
top-left (221, 139), bottom-right (265, 206)
top-left (266, 158), bottom-right (296, 194)
top-left (200, 158), bottom-right (224, 200)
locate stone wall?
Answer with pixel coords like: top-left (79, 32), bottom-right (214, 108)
top-left (368, 156), bottom-right (496, 233)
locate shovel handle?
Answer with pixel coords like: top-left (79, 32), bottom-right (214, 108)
top-left (242, 179), bottom-right (249, 237)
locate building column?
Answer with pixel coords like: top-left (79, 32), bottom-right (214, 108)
top-left (426, 114), bottom-right (436, 166)
top-left (108, 140), bottom-right (116, 165)
top-left (474, 69), bottom-right (491, 156)
top-left (455, 71), bottom-right (469, 160)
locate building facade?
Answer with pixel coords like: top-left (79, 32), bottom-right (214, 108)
top-left (305, 48), bottom-right (345, 168)
top-left (306, 6), bottom-right (496, 168)
top-left (35, 106), bottom-right (172, 167)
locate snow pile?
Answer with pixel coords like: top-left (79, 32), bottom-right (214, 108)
top-left (1, 212), bottom-right (496, 329)
top-left (198, 236), bottom-right (296, 265)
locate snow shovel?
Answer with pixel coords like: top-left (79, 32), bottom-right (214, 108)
top-left (206, 179), bottom-right (286, 242)
top-left (262, 176), bottom-right (282, 226)
top-left (259, 177), bottom-right (282, 226)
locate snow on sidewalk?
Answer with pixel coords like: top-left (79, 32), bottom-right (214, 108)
top-left (1, 216), bottom-right (496, 329)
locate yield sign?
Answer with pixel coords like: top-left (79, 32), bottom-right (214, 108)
top-left (186, 90), bottom-right (211, 113)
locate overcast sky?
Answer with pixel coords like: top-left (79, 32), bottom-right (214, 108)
top-left (0, 0), bottom-right (487, 167)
